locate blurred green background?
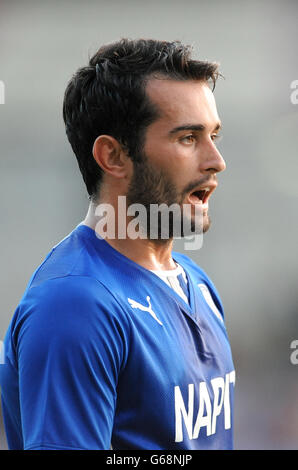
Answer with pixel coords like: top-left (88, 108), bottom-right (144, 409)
top-left (0, 0), bottom-right (297, 450)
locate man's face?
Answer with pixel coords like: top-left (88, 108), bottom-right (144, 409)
top-left (127, 77), bottom-right (226, 240)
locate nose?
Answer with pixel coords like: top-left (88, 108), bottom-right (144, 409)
top-left (199, 140), bottom-right (226, 174)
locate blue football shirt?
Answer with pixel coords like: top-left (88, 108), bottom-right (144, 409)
top-left (0, 224), bottom-right (235, 450)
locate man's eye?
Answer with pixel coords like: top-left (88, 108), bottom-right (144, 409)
top-left (180, 134), bottom-right (196, 144)
top-left (211, 133), bottom-right (222, 144)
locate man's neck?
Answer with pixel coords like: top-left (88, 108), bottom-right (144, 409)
top-left (83, 201), bottom-right (177, 271)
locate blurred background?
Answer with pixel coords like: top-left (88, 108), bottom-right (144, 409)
top-left (0, 0), bottom-right (297, 450)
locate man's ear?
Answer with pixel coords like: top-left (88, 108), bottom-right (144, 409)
top-left (92, 135), bottom-right (130, 179)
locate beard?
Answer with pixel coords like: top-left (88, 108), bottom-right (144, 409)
top-left (126, 149), bottom-right (211, 242)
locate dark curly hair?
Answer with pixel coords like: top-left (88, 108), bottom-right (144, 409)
top-left (63, 38), bottom-right (220, 201)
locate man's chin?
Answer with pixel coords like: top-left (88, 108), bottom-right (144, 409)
top-left (181, 213), bottom-right (211, 237)
top-left (202, 213), bottom-right (211, 233)
top-left (202, 219), bottom-right (211, 234)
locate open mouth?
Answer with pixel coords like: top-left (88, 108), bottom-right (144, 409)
top-left (188, 188), bottom-right (212, 205)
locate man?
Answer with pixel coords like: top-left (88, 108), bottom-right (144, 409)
top-left (0, 39), bottom-right (235, 450)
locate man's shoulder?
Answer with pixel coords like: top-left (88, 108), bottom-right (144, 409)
top-left (23, 273), bottom-right (131, 328)
top-left (16, 224), bottom-right (129, 326)
top-left (9, 274), bottom-right (130, 354)
top-left (28, 227), bottom-right (90, 290)
top-left (25, 225), bottom-right (113, 291)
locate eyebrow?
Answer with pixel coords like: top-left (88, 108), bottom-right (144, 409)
top-left (168, 122), bottom-right (222, 135)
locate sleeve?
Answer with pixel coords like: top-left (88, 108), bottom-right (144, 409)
top-left (13, 275), bottom-right (130, 450)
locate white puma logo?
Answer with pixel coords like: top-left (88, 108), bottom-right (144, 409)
top-left (127, 296), bottom-right (163, 325)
